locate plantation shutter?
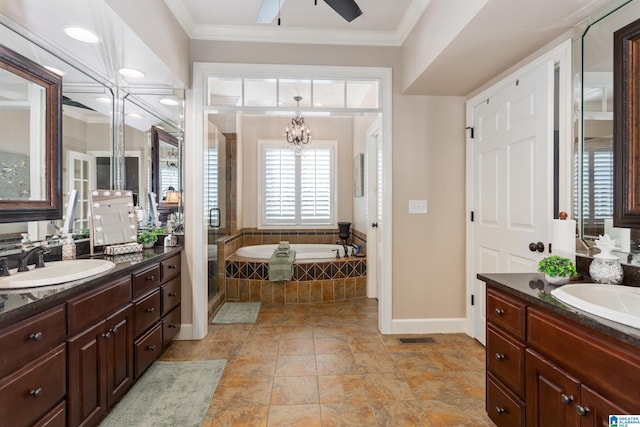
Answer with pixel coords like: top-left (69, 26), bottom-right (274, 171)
top-left (206, 147), bottom-right (219, 226)
top-left (300, 148), bottom-right (332, 222)
top-left (264, 148), bottom-right (296, 222)
top-left (576, 144), bottom-right (613, 232)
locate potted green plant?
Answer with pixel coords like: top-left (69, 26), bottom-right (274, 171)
top-left (538, 255), bottom-right (577, 285)
top-left (138, 230), bottom-right (158, 248)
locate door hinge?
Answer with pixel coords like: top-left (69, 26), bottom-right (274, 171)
top-left (465, 126), bottom-right (474, 139)
top-left (470, 211), bottom-right (475, 222)
top-left (471, 294), bottom-right (475, 306)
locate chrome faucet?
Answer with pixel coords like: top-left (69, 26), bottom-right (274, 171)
top-left (18, 245), bottom-right (51, 272)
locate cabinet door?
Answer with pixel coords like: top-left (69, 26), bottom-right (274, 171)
top-left (105, 304), bottom-right (134, 407)
top-left (526, 349), bottom-right (581, 427)
top-left (67, 320), bottom-right (107, 427)
top-left (579, 384), bottom-right (629, 427)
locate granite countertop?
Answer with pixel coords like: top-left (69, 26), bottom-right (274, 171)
top-left (478, 272), bottom-right (640, 349)
top-left (0, 246), bottom-right (182, 324)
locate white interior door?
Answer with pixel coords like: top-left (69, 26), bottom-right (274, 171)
top-left (67, 150), bottom-right (96, 233)
top-left (469, 60), bottom-right (554, 344)
top-left (366, 120), bottom-right (383, 299)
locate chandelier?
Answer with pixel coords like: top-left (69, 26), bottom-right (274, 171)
top-left (285, 96), bottom-right (311, 155)
top-left (166, 148), bottom-right (178, 168)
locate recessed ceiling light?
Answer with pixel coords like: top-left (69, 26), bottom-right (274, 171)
top-left (95, 97), bottom-right (112, 104)
top-left (44, 66), bottom-right (65, 76)
top-left (64, 26), bottom-right (100, 44)
top-left (159, 98), bottom-right (179, 106)
top-left (118, 68), bottom-right (145, 79)
top-left (126, 113), bottom-right (145, 119)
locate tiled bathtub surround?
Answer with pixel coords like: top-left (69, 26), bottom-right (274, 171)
top-left (211, 228), bottom-right (367, 306)
top-left (225, 258), bottom-right (367, 304)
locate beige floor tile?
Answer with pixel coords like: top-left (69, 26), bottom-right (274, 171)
top-left (160, 298), bottom-right (489, 426)
top-left (271, 376), bottom-right (320, 405)
top-left (207, 405), bottom-right (269, 427)
top-left (275, 355), bottom-right (317, 376)
top-left (320, 402), bottom-right (376, 426)
top-left (267, 404), bottom-right (322, 427)
top-left (318, 375), bottom-right (369, 403)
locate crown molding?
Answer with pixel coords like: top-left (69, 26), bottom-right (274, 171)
top-left (191, 24), bottom-right (405, 46)
top-left (163, 0), bottom-right (196, 36)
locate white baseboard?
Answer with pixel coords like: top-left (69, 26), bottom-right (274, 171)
top-left (389, 318), bottom-right (467, 335)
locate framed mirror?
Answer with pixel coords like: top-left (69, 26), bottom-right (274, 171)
top-left (614, 15), bottom-right (640, 228)
top-left (0, 43), bottom-right (62, 223)
top-left (151, 125), bottom-right (180, 205)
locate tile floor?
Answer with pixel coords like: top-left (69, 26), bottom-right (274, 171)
top-left (161, 298), bottom-right (494, 427)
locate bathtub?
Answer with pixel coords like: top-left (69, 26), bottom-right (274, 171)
top-left (235, 243), bottom-right (347, 260)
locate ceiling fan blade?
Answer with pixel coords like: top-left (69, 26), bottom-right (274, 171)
top-left (323, 0), bottom-right (362, 22)
top-left (257, 0), bottom-right (287, 23)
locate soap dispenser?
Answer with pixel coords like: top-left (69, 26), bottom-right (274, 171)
top-left (62, 234), bottom-right (76, 260)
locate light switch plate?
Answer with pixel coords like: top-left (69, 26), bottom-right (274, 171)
top-left (409, 199), bottom-right (427, 214)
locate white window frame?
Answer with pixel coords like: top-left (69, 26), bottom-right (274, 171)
top-left (257, 139), bottom-right (337, 229)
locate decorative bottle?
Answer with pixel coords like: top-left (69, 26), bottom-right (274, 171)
top-left (589, 234), bottom-right (623, 285)
top-left (62, 234), bottom-right (76, 260)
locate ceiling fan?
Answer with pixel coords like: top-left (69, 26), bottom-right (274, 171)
top-left (257, 0), bottom-right (362, 24)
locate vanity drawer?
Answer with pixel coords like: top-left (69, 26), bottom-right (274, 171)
top-left (161, 276), bottom-right (181, 315)
top-left (134, 289), bottom-right (161, 337)
top-left (67, 276), bottom-right (131, 335)
top-left (33, 400), bottom-right (66, 427)
top-left (134, 323), bottom-right (162, 379)
top-left (527, 306), bottom-right (640, 411)
top-left (487, 373), bottom-right (525, 427)
top-left (161, 254), bottom-right (181, 282)
top-left (132, 264), bottom-right (161, 298)
top-left (0, 304), bottom-right (66, 374)
top-left (487, 287), bottom-right (526, 340)
top-left (162, 305), bottom-right (181, 348)
top-left (487, 324), bottom-right (526, 398)
top-left (0, 344), bottom-right (66, 427)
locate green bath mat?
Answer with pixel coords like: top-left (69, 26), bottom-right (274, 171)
top-left (212, 301), bottom-right (261, 324)
top-left (99, 359), bottom-right (226, 427)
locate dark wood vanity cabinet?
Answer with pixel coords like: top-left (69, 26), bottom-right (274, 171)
top-left (0, 249), bottom-right (182, 427)
top-left (485, 283), bottom-right (640, 427)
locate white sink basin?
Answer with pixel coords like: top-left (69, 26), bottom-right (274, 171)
top-left (0, 259), bottom-right (115, 290)
top-left (551, 284), bottom-right (640, 329)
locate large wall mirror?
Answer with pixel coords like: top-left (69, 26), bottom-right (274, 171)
top-left (0, 43), bottom-right (62, 223)
top-left (0, 21), bottom-right (184, 250)
top-left (574, 0), bottom-right (640, 262)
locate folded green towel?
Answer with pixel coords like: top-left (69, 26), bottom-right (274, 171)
top-left (278, 241), bottom-right (290, 251)
top-left (269, 249), bottom-right (296, 281)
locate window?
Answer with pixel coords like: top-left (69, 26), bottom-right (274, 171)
top-left (574, 139), bottom-right (613, 235)
top-left (206, 147), bottom-right (219, 227)
top-left (259, 141), bottom-right (336, 227)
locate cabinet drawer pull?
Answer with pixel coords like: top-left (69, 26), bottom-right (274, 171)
top-left (146, 345), bottom-right (157, 351)
top-left (168, 292), bottom-right (177, 297)
top-left (29, 388), bottom-right (43, 398)
top-left (111, 326), bottom-right (118, 334)
top-left (495, 407), bottom-right (505, 415)
top-left (576, 405), bottom-right (590, 416)
top-left (102, 331), bottom-right (111, 339)
top-left (168, 265), bottom-right (177, 269)
top-left (495, 353), bottom-right (505, 361)
top-left (29, 332), bottom-right (44, 341)
top-left (145, 307), bottom-right (155, 313)
top-left (146, 275), bottom-right (155, 281)
top-left (560, 394), bottom-right (574, 405)
top-left (168, 324), bottom-right (177, 329)
top-left (495, 308), bottom-right (505, 316)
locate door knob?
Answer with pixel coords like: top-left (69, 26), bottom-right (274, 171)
top-left (371, 222), bottom-right (378, 228)
top-left (529, 242), bottom-right (544, 252)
